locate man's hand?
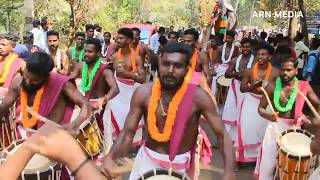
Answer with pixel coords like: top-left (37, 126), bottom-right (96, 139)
top-left (62, 122), bottom-right (80, 136)
top-left (265, 112), bottom-right (279, 122)
top-left (100, 156), bottom-right (120, 179)
top-left (90, 97), bottom-right (107, 110)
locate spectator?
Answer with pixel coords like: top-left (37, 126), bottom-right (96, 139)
top-left (150, 27), bottom-right (165, 54)
top-left (30, 20), bottom-right (43, 49)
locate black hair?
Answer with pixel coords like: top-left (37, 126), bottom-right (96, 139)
top-left (226, 30), bottom-right (236, 38)
top-left (75, 32), bottom-right (86, 38)
top-left (209, 34), bottom-right (215, 40)
top-left (47, 30), bottom-right (59, 39)
top-left (276, 45), bottom-right (291, 55)
top-left (256, 43), bottom-right (274, 55)
top-left (168, 31), bottom-right (179, 38)
top-left (85, 24), bottom-right (95, 31)
top-left (240, 38), bottom-right (252, 45)
top-left (310, 38), bottom-right (320, 50)
top-left (0, 34), bottom-right (17, 44)
top-left (104, 32), bottom-right (111, 36)
top-left (295, 32), bottom-right (304, 42)
top-left (281, 57), bottom-right (299, 68)
top-left (183, 28), bottom-right (199, 40)
top-left (26, 52), bottom-right (54, 76)
top-left (158, 36), bottom-right (168, 46)
top-left (32, 20), bottom-right (40, 27)
top-left (260, 31), bottom-right (267, 39)
top-left (117, 28), bottom-right (133, 39)
top-left (158, 27), bottom-right (166, 33)
top-left (161, 43), bottom-right (192, 65)
top-left (86, 38), bottom-right (102, 52)
top-left (40, 17), bottom-right (48, 26)
top-left (23, 32), bottom-right (34, 42)
top-left (131, 27), bottom-right (141, 33)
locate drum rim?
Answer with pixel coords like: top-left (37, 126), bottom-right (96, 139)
top-left (137, 168), bottom-right (191, 180)
top-left (2, 139), bottom-right (58, 174)
top-left (78, 116), bottom-right (96, 129)
top-left (277, 128), bottom-right (314, 159)
top-left (216, 75), bottom-right (232, 87)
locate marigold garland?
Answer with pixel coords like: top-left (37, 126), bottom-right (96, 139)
top-left (118, 47), bottom-right (137, 72)
top-left (191, 49), bottom-right (198, 72)
top-left (21, 85), bottom-right (45, 128)
top-left (0, 53), bottom-right (18, 84)
top-left (131, 43), bottom-right (141, 55)
top-left (252, 62), bottom-right (272, 92)
top-left (147, 69), bottom-right (192, 142)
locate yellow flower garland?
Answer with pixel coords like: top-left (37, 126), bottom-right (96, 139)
top-left (0, 53), bottom-right (18, 84)
top-left (147, 69), bottom-right (192, 142)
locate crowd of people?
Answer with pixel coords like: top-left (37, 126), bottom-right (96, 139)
top-left (0, 17), bottom-right (319, 180)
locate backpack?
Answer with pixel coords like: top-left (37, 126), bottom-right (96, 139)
top-left (309, 52), bottom-right (320, 84)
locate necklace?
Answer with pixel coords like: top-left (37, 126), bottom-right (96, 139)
top-left (235, 54), bottom-right (254, 72)
top-left (81, 58), bottom-right (102, 92)
top-left (71, 46), bottom-right (84, 63)
top-left (159, 97), bottom-right (167, 116)
top-left (147, 69), bottom-right (192, 142)
top-left (118, 47), bottom-right (137, 72)
top-left (102, 43), bottom-right (110, 57)
top-left (221, 43), bottom-right (235, 64)
top-left (21, 85), bottom-right (45, 128)
top-left (0, 53), bottom-right (18, 84)
top-left (273, 77), bottom-right (298, 112)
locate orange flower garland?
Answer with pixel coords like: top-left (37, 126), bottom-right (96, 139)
top-left (252, 62), bottom-right (272, 91)
top-left (0, 53), bottom-right (18, 84)
top-left (147, 69), bottom-right (192, 142)
top-left (131, 43), bottom-right (141, 55)
top-left (118, 47), bottom-right (137, 72)
top-left (190, 49), bottom-right (198, 72)
top-left (21, 85), bottom-right (45, 128)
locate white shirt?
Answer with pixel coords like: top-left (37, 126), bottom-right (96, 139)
top-left (150, 33), bottom-right (160, 54)
top-left (31, 28), bottom-right (42, 48)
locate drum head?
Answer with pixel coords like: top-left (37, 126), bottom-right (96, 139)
top-left (138, 168), bottom-right (190, 180)
top-left (279, 130), bottom-right (312, 157)
top-left (217, 76), bottom-right (232, 87)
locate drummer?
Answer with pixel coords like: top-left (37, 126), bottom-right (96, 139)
top-left (255, 58), bottom-right (320, 180)
top-left (101, 43), bottom-right (235, 180)
top-left (222, 38), bottom-right (255, 168)
top-left (0, 52), bottom-right (91, 138)
top-left (70, 38), bottom-right (119, 133)
top-left (310, 119), bottom-right (320, 179)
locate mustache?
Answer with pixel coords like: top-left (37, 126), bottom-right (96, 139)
top-left (21, 79), bottom-right (45, 93)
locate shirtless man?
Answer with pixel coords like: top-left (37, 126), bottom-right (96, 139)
top-left (256, 58), bottom-right (320, 180)
top-left (0, 34), bottom-right (25, 89)
top-left (182, 28), bottom-right (213, 85)
top-left (0, 52), bottom-right (91, 138)
top-left (47, 30), bottom-right (68, 75)
top-left (66, 32), bottom-right (86, 74)
top-left (238, 44), bottom-right (279, 170)
top-left (102, 43), bottom-right (235, 180)
top-left (109, 28), bottom-right (146, 141)
top-left (131, 27), bottom-right (147, 62)
top-left (71, 38), bottom-right (119, 133)
top-left (222, 38), bottom-right (255, 164)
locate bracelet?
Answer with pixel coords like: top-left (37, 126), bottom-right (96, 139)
top-left (71, 158), bottom-right (90, 177)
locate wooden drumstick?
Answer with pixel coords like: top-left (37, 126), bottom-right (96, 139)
top-left (297, 90), bottom-right (320, 122)
top-left (27, 107), bottom-right (63, 128)
top-left (260, 87), bottom-right (277, 114)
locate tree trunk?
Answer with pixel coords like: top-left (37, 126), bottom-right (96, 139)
top-left (297, 0), bottom-right (309, 46)
top-left (24, 0), bottom-right (34, 31)
top-left (68, 0), bottom-right (75, 47)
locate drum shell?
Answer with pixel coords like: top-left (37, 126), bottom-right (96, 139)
top-left (277, 129), bottom-right (315, 180)
top-left (76, 116), bottom-right (104, 157)
top-left (216, 76), bottom-right (232, 105)
top-left (137, 168), bottom-right (191, 180)
top-left (0, 105), bottom-right (16, 150)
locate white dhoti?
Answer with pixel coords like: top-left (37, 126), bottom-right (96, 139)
top-left (255, 118), bottom-right (301, 180)
top-left (234, 93), bottom-right (268, 163)
top-left (109, 77), bottom-right (144, 145)
top-left (211, 64), bottom-right (229, 95)
top-left (129, 145), bottom-right (191, 180)
top-left (309, 166), bottom-right (320, 180)
top-left (222, 79), bottom-right (243, 133)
